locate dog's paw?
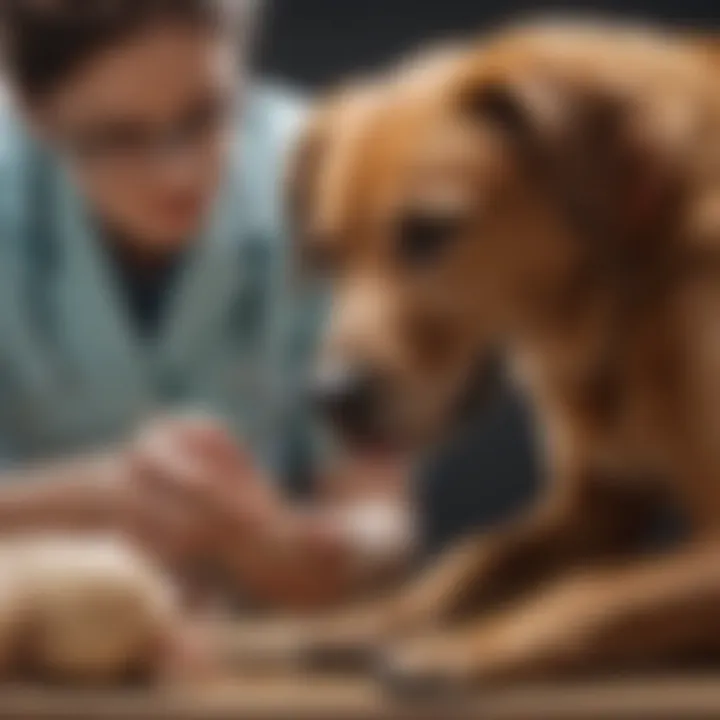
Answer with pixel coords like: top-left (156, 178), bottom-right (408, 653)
top-left (376, 637), bottom-right (476, 699)
top-left (1, 535), bottom-right (186, 686)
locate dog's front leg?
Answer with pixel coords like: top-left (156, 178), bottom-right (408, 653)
top-left (220, 502), bottom-right (586, 671)
top-left (222, 457), bottom-right (658, 672)
top-left (381, 543), bottom-right (720, 692)
top-left (394, 464), bottom-right (660, 624)
top-left (225, 470), bottom-right (655, 670)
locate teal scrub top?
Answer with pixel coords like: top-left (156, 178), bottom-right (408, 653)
top-left (0, 83), bottom-right (321, 485)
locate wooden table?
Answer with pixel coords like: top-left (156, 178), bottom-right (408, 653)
top-left (3, 674), bottom-right (720, 720)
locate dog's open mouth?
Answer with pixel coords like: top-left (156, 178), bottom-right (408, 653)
top-left (328, 353), bottom-right (505, 458)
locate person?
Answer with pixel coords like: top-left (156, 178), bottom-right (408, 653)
top-left (0, 0), bottom-right (414, 610)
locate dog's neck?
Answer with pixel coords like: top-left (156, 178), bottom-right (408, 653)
top-left (504, 236), bottom-right (678, 415)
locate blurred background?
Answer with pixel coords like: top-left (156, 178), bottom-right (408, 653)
top-left (254, 0), bottom-right (717, 554)
top-left (257, 0), bottom-right (718, 89)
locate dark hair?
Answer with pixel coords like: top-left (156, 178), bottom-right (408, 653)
top-left (0, 0), bottom-right (252, 99)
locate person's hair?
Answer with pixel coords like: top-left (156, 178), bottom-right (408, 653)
top-left (0, 0), bottom-right (254, 99)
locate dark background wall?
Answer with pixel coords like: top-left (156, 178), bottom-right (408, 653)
top-left (255, 0), bottom-right (718, 553)
top-left (257, 0), bottom-right (718, 89)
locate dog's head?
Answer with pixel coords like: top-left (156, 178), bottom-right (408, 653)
top-left (290, 25), bottom-right (698, 452)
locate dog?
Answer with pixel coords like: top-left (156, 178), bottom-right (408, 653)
top-left (250, 21), bottom-right (720, 691)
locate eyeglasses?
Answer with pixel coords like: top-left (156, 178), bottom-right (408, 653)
top-left (59, 95), bottom-right (235, 173)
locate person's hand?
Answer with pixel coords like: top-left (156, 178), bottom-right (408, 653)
top-left (118, 415), bottom-right (282, 581)
top-left (118, 415), bottom-right (358, 608)
top-left (112, 415), bottom-right (415, 610)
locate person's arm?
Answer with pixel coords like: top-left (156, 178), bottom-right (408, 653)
top-left (216, 458), bottom-right (417, 611)
top-left (120, 413), bottom-right (418, 611)
top-left (0, 452), bottom-right (127, 534)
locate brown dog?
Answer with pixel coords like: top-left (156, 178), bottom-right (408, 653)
top-left (270, 21), bottom-right (720, 690)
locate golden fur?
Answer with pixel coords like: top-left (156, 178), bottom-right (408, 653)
top-left (272, 21), bottom-right (720, 690)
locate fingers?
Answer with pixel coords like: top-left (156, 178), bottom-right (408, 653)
top-left (121, 415), bottom-right (282, 578)
top-left (122, 427), bottom-right (218, 570)
top-left (139, 414), bottom-right (250, 477)
top-left (130, 417), bottom-right (263, 506)
top-left (131, 426), bottom-right (208, 499)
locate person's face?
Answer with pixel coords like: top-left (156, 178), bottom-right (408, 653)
top-left (32, 23), bottom-right (239, 251)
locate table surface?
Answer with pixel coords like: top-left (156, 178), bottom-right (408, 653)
top-left (3, 673), bottom-right (720, 720)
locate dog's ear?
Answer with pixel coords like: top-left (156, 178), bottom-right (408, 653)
top-left (460, 76), bottom-right (566, 155)
top-left (458, 72), bottom-right (679, 252)
top-left (458, 73), bottom-right (587, 171)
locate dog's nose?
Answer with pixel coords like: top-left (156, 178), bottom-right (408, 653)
top-left (309, 365), bottom-right (387, 442)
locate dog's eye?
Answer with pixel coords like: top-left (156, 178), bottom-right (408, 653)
top-left (396, 212), bottom-right (464, 266)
